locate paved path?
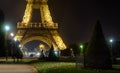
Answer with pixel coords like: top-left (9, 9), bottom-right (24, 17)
top-left (0, 64), bottom-right (37, 73)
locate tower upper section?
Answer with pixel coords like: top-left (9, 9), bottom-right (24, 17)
top-left (22, 0), bottom-right (54, 26)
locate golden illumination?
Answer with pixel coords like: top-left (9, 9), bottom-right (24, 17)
top-left (15, 0), bottom-right (67, 51)
top-left (51, 31), bottom-right (67, 50)
top-left (22, 0), bottom-right (33, 24)
top-left (53, 36), bottom-right (66, 50)
top-left (41, 5), bottom-right (54, 25)
top-left (39, 44), bottom-right (45, 49)
top-left (22, 0), bottom-right (53, 26)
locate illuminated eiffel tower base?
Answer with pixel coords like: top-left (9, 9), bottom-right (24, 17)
top-left (14, 0), bottom-right (66, 51)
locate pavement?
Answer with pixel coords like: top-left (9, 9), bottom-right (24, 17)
top-left (0, 64), bottom-right (37, 73)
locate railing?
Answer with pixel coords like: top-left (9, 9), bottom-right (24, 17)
top-left (17, 22), bottom-right (58, 29)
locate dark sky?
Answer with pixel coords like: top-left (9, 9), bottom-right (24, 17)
top-left (0, 0), bottom-right (120, 44)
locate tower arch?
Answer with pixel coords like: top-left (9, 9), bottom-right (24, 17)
top-left (15, 0), bottom-right (67, 51)
top-left (21, 36), bottom-right (52, 48)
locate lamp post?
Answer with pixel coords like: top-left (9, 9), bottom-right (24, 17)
top-left (4, 25), bottom-right (10, 61)
top-left (10, 32), bottom-right (14, 60)
top-left (109, 38), bottom-right (115, 63)
top-left (79, 43), bottom-right (85, 68)
top-left (80, 44), bottom-right (84, 55)
top-left (109, 39), bottom-right (113, 49)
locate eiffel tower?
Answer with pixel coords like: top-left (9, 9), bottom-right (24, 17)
top-left (14, 0), bottom-right (66, 50)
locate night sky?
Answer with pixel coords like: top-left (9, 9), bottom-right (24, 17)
top-left (0, 0), bottom-right (120, 44)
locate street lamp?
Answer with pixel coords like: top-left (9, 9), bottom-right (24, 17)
top-left (109, 39), bottom-right (114, 49)
top-left (10, 32), bottom-right (14, 37)
top-left (9, 32), bottom-right (15, 60)
top-left (79, 43), bottom-right (85, 68)
top-left (5, 25), bottom-right (10, 31)
top-left (79, 44), bottom-right (84, 55)
top-left (109, 39), bottom-right (113, 43)
top-left (4, 25), bottom-right (10, 61)
top-left (109, 38), bottom-right (115, 63)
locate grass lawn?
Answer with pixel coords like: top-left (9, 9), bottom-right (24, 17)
top-left (0, 58), bottom-right (120, 73)
top-left (29, 60), bottom-right (120, 73)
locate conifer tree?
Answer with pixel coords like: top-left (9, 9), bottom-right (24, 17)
top-left (85, 20), bottom-right (112, 69)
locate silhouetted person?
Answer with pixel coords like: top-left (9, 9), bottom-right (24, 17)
top-left (11, 41), bottom-right (23, 62)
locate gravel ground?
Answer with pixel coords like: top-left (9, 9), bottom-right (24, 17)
top-left (0, 64), bottom-right (37, 73)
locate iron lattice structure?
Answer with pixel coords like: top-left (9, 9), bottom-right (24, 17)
top-left (15, 0), bottom-right (66, 50)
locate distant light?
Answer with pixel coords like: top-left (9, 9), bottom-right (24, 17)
top-left (39, 44), bottom-right (45, 49)
top-left (54, 51), bottom-right (58, 56)
top-left (80, 44), bottom-right (84, 49)
top-left (5, 25), bottom-right (10, 31)
top-left (109, 39), bottom-right (113, 43)
top-left (10, 32), bottom-right (14, 37)
top-left (14, 38), bottom-right (17, 41)
top-left (19, 44), bottom-right (22, 48)
top-left (79, 44), bottom-right (84, 55)
top-left (36, 52), bottom-right (40, 56)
